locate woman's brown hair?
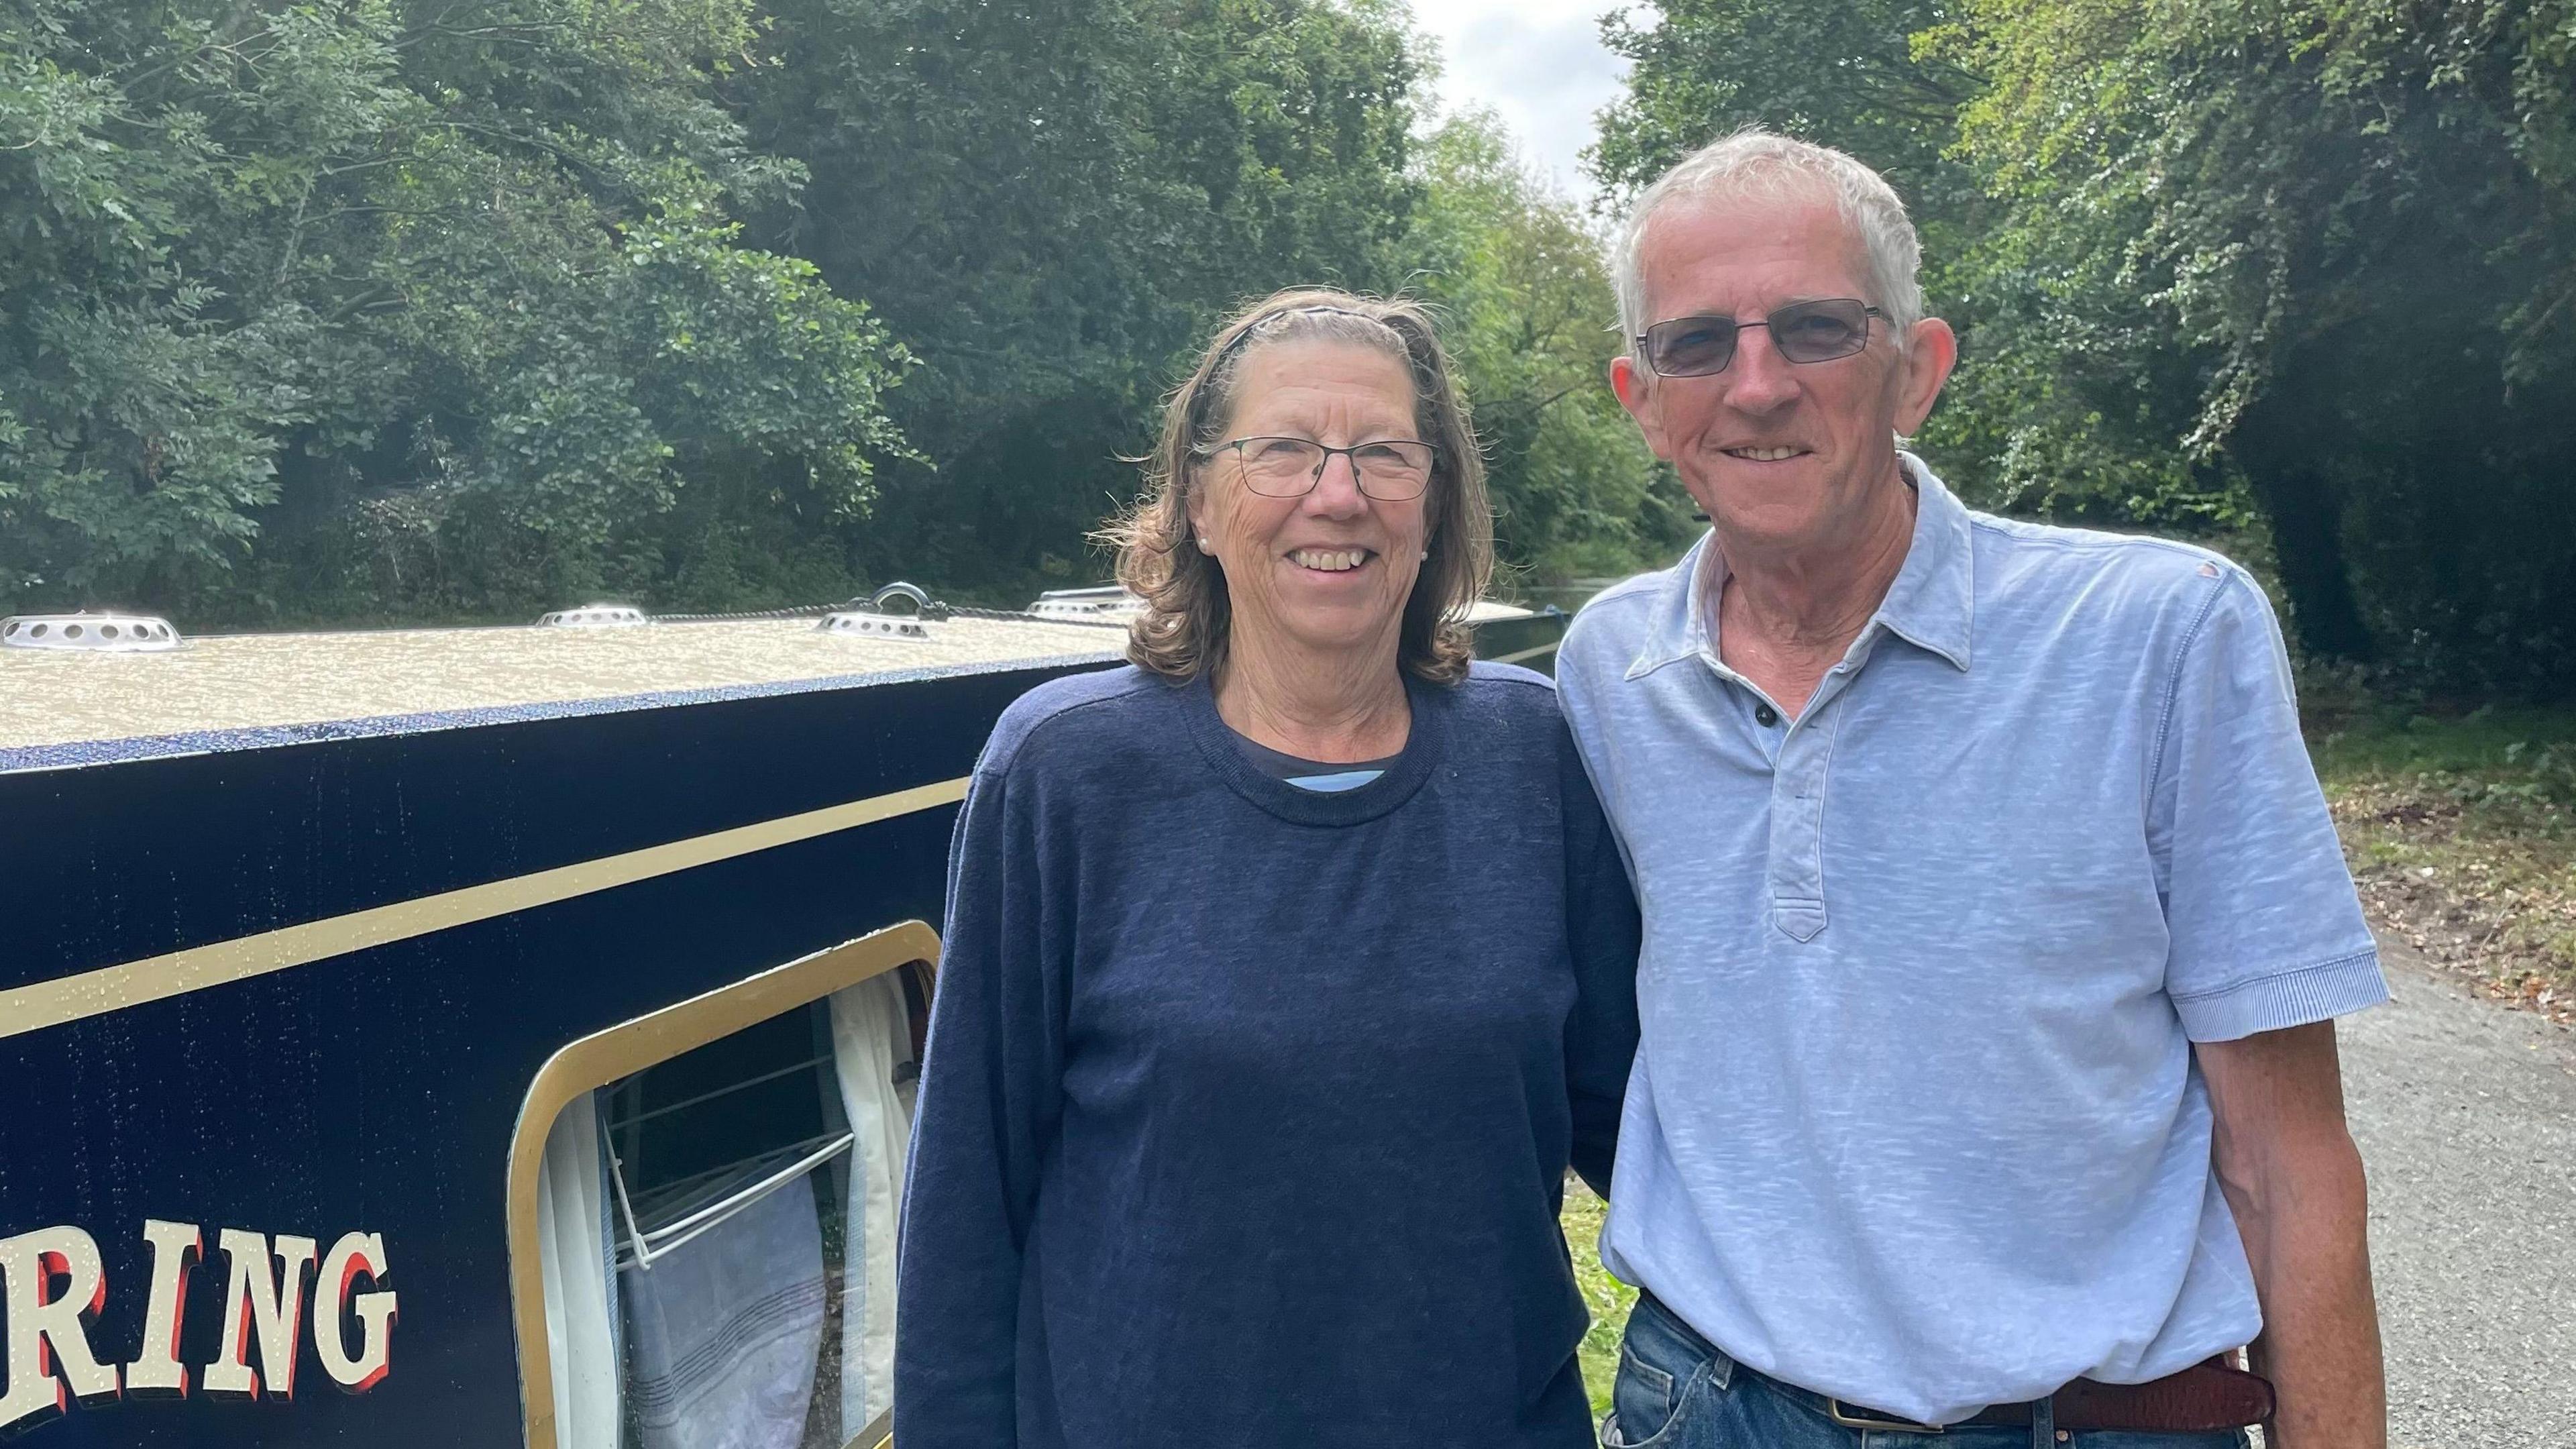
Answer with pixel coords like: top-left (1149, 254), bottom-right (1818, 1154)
top-left (1106, 288), bottom-right (1495, 686)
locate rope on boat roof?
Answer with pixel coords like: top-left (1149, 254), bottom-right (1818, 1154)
top-left (650, 585), bottom-right (1131, 629)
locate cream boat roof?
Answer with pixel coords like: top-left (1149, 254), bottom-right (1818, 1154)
top-left (0, 616), bottom-right (1126, 765)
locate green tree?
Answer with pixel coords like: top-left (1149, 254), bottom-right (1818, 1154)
top-left (0, 0), bottom-right (914, 622)
top-left (731, 0), bottom-right (1426, 597)
top-left (1407, 113), bottom-right (1697, 580)
top-left (1949, 0), bottom-right (2576, 688)
top-left (1592, 0), bottom-right (1984, 234)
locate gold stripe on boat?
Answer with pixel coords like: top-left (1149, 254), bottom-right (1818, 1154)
top-left (0, 777), bottom-right (970, 1041)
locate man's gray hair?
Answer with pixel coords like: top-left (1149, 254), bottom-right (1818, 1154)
top-left (1613, 128), bottom-right (1924, 352)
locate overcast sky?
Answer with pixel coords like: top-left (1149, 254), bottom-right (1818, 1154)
top-left (1405, 1), bottom-right (1640, 201)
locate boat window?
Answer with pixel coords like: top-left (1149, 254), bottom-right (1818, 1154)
top-left (508, 923), bottom-right (935, 1449)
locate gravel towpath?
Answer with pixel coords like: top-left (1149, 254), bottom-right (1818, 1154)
top-left (2343, 941), bottom-right (2576, 1447)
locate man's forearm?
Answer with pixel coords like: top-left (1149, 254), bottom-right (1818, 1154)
top-left (2228, 1131), bottom-right (2387, 1449)
top-left (2203, 1022), bottom-right (2387, 1449)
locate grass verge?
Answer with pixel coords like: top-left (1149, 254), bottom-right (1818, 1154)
top-left (1561, 1179), bottom-right (1633, 1417)
top-left (2308, 700), bottom-right (2576, 1024)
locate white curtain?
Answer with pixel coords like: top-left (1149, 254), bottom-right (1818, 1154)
top-left (830, 970), bottom-right (918, 1436)
top-left (537, 1091), bottom-right (621, 1449)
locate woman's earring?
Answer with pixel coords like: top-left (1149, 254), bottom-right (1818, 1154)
top-left (1418, 549), bottom-right (1429, 560)
top-left (1197, 537), bottom-right (1215, 554)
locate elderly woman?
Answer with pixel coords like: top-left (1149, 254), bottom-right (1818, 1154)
top-left (893, 290), bottom-right (1641, 1449)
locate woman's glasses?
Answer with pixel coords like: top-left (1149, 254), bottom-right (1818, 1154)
top-left (1634, 299), bottom-right (1884, 378)
top-left (1209, 437), bottom-right (1438, 500)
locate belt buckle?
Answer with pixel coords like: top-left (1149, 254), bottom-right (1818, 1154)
top-left (1825, 1399), bottom-right (1945, 1434)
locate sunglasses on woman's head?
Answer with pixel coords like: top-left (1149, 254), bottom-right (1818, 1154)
top-left (1634, 299), bottom-right (1885, 378)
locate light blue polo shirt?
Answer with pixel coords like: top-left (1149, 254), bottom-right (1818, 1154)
top-left (1556, 459), bottom-right (2385, 1426)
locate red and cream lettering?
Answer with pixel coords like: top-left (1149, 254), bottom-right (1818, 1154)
top-left (0, 1226), bottom-right (119, 1430)
top-left (0, 1220), bottom-right (395, 1436)
top-left (125, 1220), bottom-right (201, 1399)
top-left (203, 1229), bottom-right (317, 1402)
top-left (314, 1232), bottom-right (396, 1393)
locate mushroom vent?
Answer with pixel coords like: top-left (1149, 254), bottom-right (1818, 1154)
top-left (1, 612), bottom-right (184, 653)
top-left (818, 612), bottom-right (938, 641)
top-left (1029, 586), bottom-right (1143, 622)
top-left (538, 604), bottom-right (650, 629)
top-left (818, 582), bottom-right (941, 642)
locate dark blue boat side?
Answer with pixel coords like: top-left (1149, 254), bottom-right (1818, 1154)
top-left (0, 616), bottom-right (1120, 1448)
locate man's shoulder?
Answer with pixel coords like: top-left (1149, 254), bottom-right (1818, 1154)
top-left (1965, 511), bottom-right (2258, 634)
top-left (979, 665), bottom-right (1173, 778)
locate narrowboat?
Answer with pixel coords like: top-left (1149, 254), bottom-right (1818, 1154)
top-left (0, 588), bottom-right (1564, 1448)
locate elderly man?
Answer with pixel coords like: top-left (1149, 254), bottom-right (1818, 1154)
top-left (1557, 129), bottom-right (2389, 1449)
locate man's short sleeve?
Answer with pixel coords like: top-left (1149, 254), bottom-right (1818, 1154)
top-left (2150, 568), bottom-right (2386, 1041)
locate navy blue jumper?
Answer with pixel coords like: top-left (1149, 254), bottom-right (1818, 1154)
top-left (894, 662), bottom-right (1642, 1449)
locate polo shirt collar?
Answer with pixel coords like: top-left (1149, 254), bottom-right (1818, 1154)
top-left (1624, 532), bottom-right (1719, 679)
top-left (1625, 451), bottom-right (1975, 681)
top-left (1872, 455), bottom-right (1975, 671)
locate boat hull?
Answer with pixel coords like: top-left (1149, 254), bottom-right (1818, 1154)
top-left (0, 658), bottom-right (1114, 1447)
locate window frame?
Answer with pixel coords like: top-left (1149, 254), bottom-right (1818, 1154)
top-left (506, 918), bottom-right (938, 1449)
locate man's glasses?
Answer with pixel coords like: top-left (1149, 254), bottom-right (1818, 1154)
top-left (1634, 299), bottom-right (1885, 378)
top-left (1207, 437), bottom-right (1438, 500)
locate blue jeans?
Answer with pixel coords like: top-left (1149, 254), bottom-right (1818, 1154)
top-left (1602, 1293), bottom-right (2254, 1449)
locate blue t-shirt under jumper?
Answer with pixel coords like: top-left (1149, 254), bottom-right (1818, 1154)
top-left (1226, 729), bottom-right (1398, 792)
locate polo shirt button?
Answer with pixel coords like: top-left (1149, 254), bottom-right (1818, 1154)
top-left (1754, 703), bottom-right (1780, 727)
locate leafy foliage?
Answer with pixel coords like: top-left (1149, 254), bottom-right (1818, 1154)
top-left (0, 0), bottom-right (2167, 628)
top-left (0, 0), bottom-right (912, 622)
top-left (1408, 114), bottom-right (1698, 580)
top-left (1594, 0), bottom-right (1984, 229)
top-left (1953, 0), bottom-right (2576, 690)
top-left (729, 0), bottom-right (1432, 597)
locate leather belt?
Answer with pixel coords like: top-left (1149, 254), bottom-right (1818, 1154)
top-left (1823, 1357), bottom-right (2275, 1434)
top-left (1638, 1293), bottom-right (2277, 1435)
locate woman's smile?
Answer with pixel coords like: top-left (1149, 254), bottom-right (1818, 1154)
top-left (1285, 547), bottom-right (1375, 574)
